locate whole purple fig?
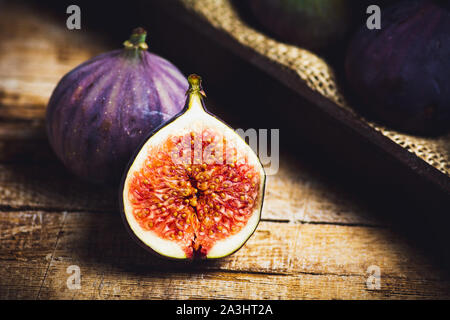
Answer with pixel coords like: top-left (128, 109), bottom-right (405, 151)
top-left (46, 28), bottom-right (188, 184)
top-left (346, 0), bottom-right (450, 135)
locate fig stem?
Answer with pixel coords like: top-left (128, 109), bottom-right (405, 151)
top-left (186, 74), bottom-right (206, 98)
top-left (185, 74), bottom-right (207, 114)
top-left (123, 27), bottom-right (148, 51)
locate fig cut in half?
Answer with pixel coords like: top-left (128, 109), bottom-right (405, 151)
top-left (120, 75), bottom-right (266, 259)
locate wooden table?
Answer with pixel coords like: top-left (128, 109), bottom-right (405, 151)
top-left (1, 2), bottom-right (450, 300)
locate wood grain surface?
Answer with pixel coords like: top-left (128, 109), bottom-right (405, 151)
top-left (0, 2), bottom-right (449, 300)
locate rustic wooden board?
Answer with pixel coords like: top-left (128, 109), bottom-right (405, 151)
top-left (0, 2), bottom-right (449, 300)
top-left (0, 160), bottom-right (379, 225)
top-left (2, 211), bottom-right (450, 299)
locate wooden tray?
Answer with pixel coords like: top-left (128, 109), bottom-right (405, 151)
top-left (146, 0), bottom-right (450, 206)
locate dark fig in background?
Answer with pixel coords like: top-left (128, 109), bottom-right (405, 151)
top-left (46, 28), bottom-right (188, 184)
top-left (247, 0), bottom-right (351, 50)
top-left (345, 0), bottom-right (450, 135)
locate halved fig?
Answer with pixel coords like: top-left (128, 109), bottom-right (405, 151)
top-left (120, 74), bottom-right (266, 259)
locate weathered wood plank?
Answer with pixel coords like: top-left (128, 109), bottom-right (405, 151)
top-left (0, 159), bottom-right (379, 225)
top-left (0, 3), bottom-right (105, 121)
top-left (0, 211), bottom-right (65, 299)
top-left (37, 269), bottom-right (450, 300)
top-left (0, 121), bottom-right (52, 164)
top-left (0, 163), bottom-right (117, 212)
top-left (45, 211), bottom-right (447, 280)
top-left (2, 211), bottom-right (449, 299)
top-left (265, 155), bottom-right (380, 225)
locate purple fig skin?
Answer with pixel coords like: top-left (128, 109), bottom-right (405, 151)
top-left (46, 36), bottom-right (188, 184)
top-left (345, 0), bottom-right (450, 135)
